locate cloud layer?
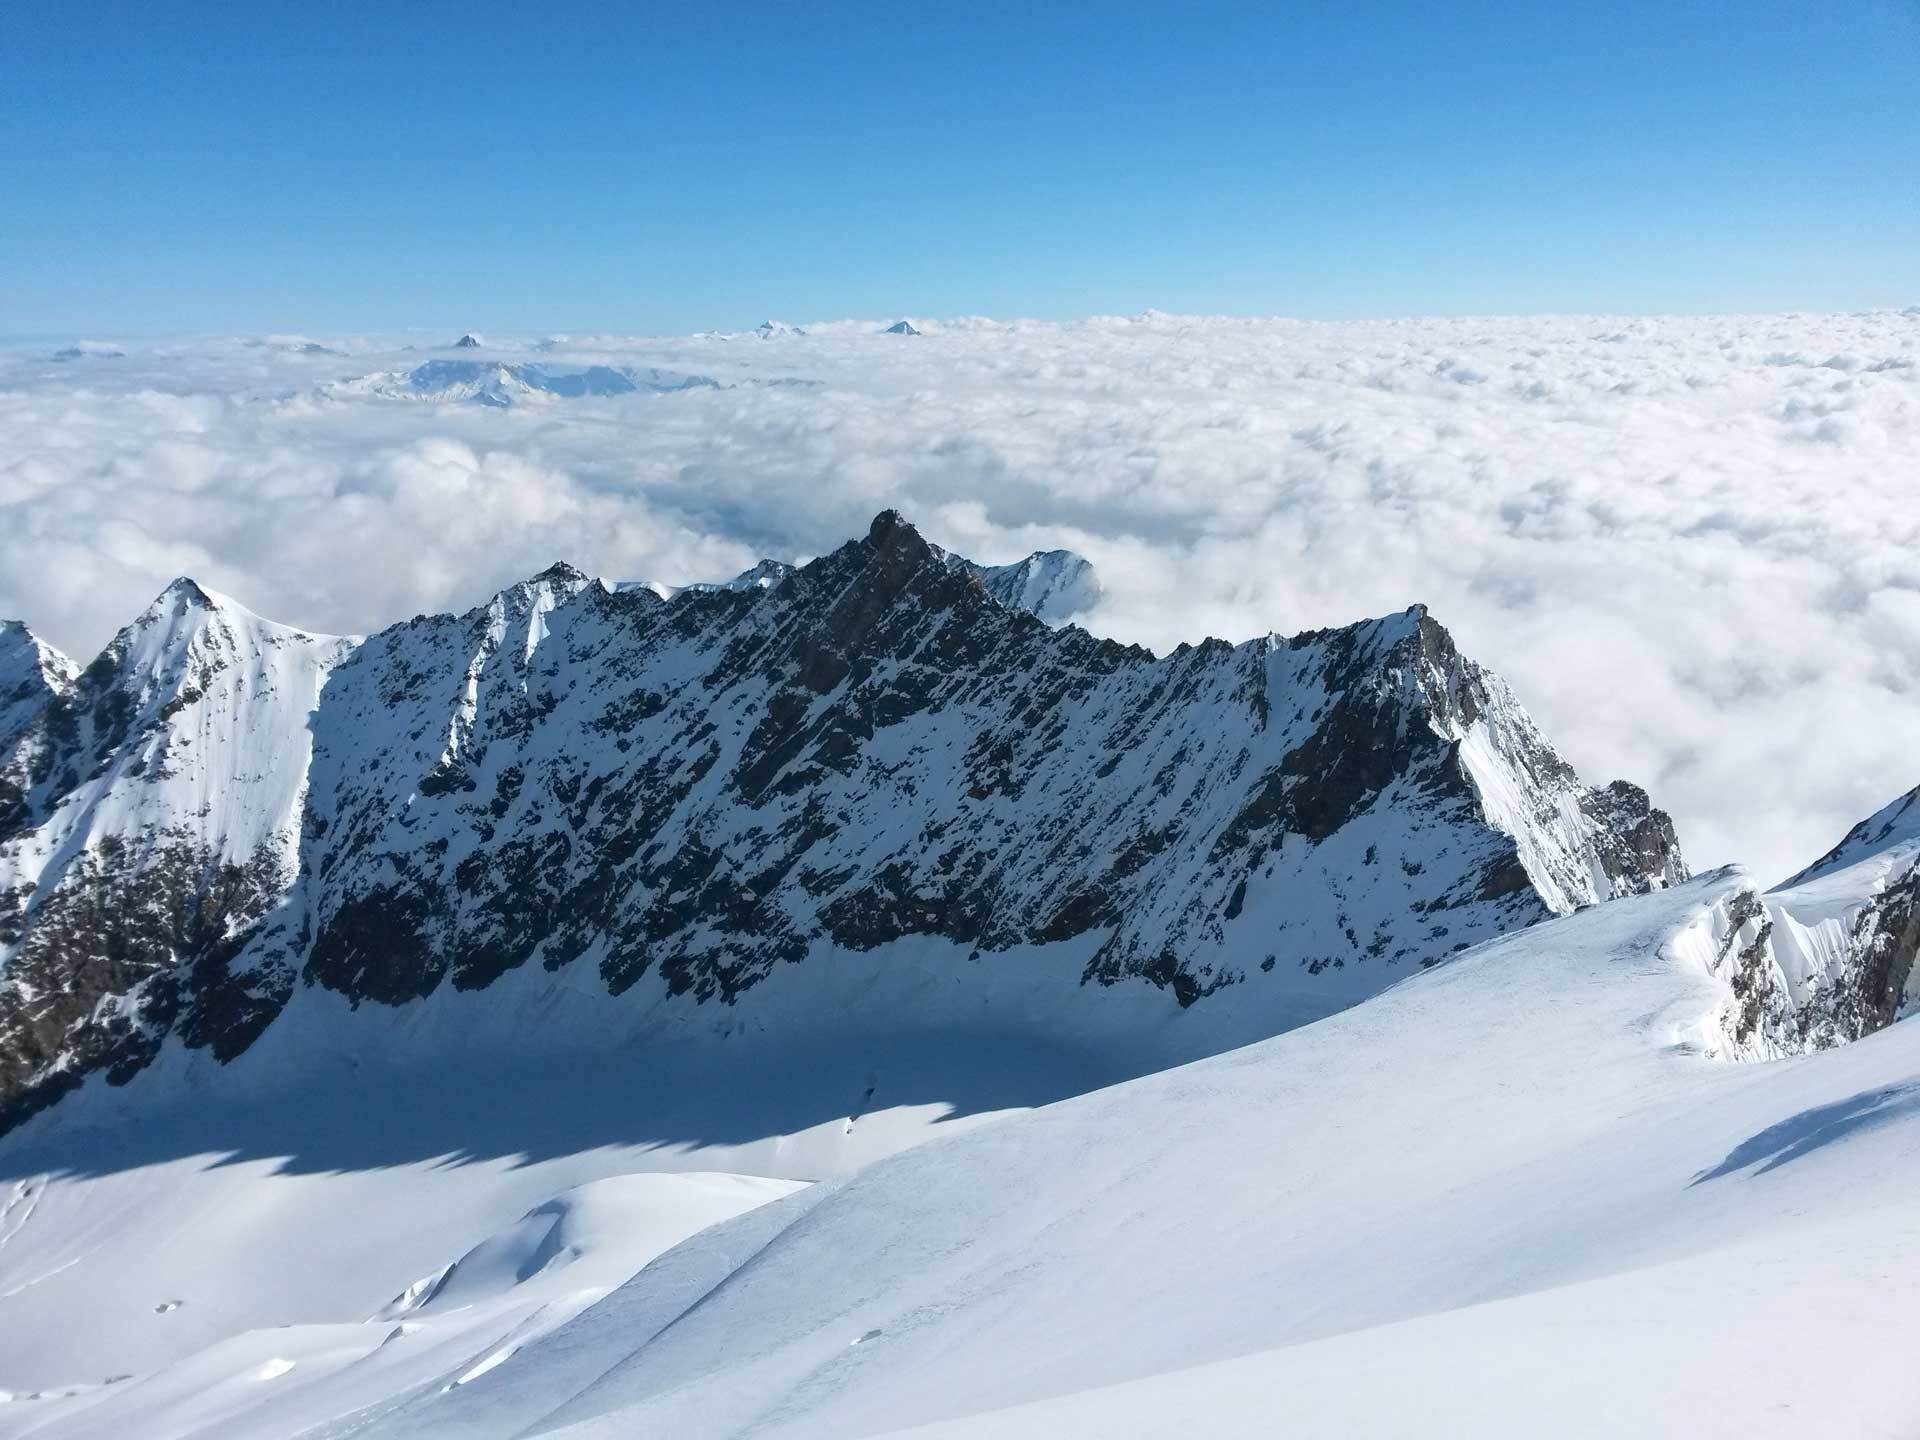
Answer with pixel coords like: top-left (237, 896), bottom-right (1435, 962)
top-left (2, 311), bottom-right (1916, 882)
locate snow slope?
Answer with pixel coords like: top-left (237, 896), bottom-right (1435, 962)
top-left (0, 1161), bottom-right (797, 1440)
top-left (317, 869), bottom-right (1920, 1439)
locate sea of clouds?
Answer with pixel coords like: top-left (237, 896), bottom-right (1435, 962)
top-left (2, 310), bottom-right (1916, 882)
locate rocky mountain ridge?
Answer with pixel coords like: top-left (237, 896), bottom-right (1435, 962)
top-left (0, 512), bottom-right (1686, 1133)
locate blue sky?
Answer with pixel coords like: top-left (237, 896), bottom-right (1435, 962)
top-left (4, 0), bottom-right (1917, 333)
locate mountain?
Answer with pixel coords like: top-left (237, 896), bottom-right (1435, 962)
top-left (755, 320), bottom-right (807, 338)
top-left (0, 513), bottom-right (1682, 1137)
top-left (452, 332), bottom-right (483, 348)
top-left (884, 320), bottom-right (920, 335)
top-left (326, 360), bottom-right (721, 407)
top-left (1696, 783), bottom-right (1919, 1057)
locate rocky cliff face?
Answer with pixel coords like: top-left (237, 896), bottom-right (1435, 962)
top-left (1700, 786), bottom-right (1920, 1059)
top-left (0, 513), bottom-right (1685, 1131)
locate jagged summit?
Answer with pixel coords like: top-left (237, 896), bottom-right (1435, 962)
top-left (452, 332), bottom-right (483, 348)
top-left (755, 319), bottom-right (807, 338)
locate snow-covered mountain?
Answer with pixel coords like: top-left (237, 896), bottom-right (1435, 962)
top-left (325, 359), bottom-right (720, 407)
top-left (945, 544), bottom-right (1101, 623)
top-left (0, 512), bottom-right (1683, 1136)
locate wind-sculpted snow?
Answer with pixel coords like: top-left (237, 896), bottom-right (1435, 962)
top-left (0, 513), bottom-right (1681, 1132)
top-left (1692, 783), bottom-right (1920, 1059)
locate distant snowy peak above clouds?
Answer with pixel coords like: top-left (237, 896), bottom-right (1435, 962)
top-left (755, 319), bottom-right (807, 338)
top-left (935, 545), bottom-right (1103, 625)
top-left (884, 320), bottom-right (921, 335)
top-left (0, 511), bottom-right (1687, 1134)
top-left (452, 332), bottom-right (484, 348)
top-left (614, 558), bottom-right (799, 603)
top-left (48, 341), bottom-right (126, 361)
top-left (324, 359), bottom-right (722, 407)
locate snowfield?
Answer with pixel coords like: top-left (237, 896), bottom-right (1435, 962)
top-left (2, 864), bottom-right (1917, 1437)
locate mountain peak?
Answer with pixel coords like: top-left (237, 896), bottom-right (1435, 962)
top-left (150, 576), bottom-right (219, 614)
top-left (884, 320), bottom-right (921, 336)
top-left (865, 507), bottom-right (920, 549)
top-left (452, 332), bottom-right (483, 348)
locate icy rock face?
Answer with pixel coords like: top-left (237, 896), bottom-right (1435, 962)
top-left (0, 512), bottom-right (1684, 1131)
top-left (1699, 787), bottom-right (1920, 1059)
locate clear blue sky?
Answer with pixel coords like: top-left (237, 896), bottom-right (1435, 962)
top-left (4, 0), bottom-right (1917, 334)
